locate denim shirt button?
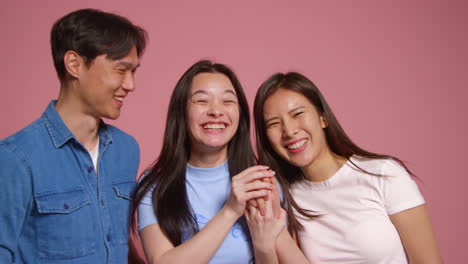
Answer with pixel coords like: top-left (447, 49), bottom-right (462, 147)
top-left (63, 203), bottom-right (69, 210)
top-left (87, 166), bottom-right (93, 173)
top-left (106, 234), bottom-right (112, 241)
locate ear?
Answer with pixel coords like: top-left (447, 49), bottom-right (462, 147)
top-left (63, 50), bottom-right (83, 79)
top-left (320, 114), bottom-right (328, 128)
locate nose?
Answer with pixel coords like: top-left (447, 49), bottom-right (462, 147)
top-left (282, 119), bottom-right (298, 138)
top-left (122, 72), bottom-right (136, 92)
top-left (207, 101), bottom-right (224, 118)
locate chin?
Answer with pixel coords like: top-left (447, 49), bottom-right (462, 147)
top-left (202, 141), bottom-right (230, 151)
top-left (206, 142), bottom-right (229, 149)
top-left (283, 155), bottom-right (313, 168)
top-left (102, 113), bottom-right (120, 120)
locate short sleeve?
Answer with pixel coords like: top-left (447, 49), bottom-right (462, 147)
top-left (137, 187), bottom-right (158, 231)
top-left (381, 160), bottom-right (425, 215)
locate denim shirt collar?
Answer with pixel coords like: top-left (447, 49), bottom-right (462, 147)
top-left (42, 100), bottom-right (113, 148)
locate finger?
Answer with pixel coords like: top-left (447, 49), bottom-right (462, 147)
top-left (256, 197), bottom-right (266, 216)
top-left (235, 165), bottom-right (270, 179)
top-left (249, 179), bottom-right (266, 188)
top-left (264, 192), bottom-right (274, 218)
top-left (232, 178), bottom-right (270, 194)
top-left (250, 180), bottom-right (271, 204)
top-left (278, 208), bottom-right (287, 223)
top-left (246, 204), bottom-right (259, 223)
top-left (270, 176), bottom-right (278, 192)
top-left (262, 177), bottom-right (272, 184)
top-left (248, 198), bottom-right (258, 208)
top-left (245, 205), bottom-right (252, 222)
top-left (243, 180), bottom-right (273, 192)
top-left (270, 177), bottom-right (282, 218)
top-left (248, 204), bottom-right (258, 217)
top-left (239, 170), bottom-right (275, 184)
top-left (244, 189), bottom-right (269, 201)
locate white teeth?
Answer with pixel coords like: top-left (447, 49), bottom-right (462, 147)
top-left (114, 97), bottom-right (124, 102)
top-left (203, 123), bottom-right (226, 129)
top-left (287, 139), bottom-right (307, 150)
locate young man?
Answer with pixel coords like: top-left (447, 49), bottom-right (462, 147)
top-left (0, 9), bottom-right (147, 263)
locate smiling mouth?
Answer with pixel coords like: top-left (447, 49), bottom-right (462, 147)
top-left (203, 123), bottom-right (226, 130)
top-left (287, 139), bottom-right (308, 150)
top-left (114, 96), bottom-right (124, 102)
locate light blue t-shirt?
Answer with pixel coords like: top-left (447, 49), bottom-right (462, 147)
top-left (138, 161), bottom-right (253, 264)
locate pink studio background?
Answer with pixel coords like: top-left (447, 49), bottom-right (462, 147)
top-left (1, 0), bottom-right (467, 262)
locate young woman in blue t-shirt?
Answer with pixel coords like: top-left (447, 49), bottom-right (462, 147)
top-left (130, 60), bottom-right (307, 264)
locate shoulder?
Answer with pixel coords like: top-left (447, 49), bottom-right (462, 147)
top-left (1, 118), bottom-right (45, 147)
top-left (350, 156), bottom-right (408, 177)
top-left (0, 126), bottom-right (40, 185)
top-left (1, 118), bottom-right (44, 163)
top-left (0, 141), bottom-right (21, 165)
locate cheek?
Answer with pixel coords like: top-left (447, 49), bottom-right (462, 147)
top-left (186, 107), bottom-right (200, 131)
top-left (111, 75), bottom-right (124, 87)
top-left (228, 107), bottom-right (240, 127)
top-left (303, 118), bottom-right (323, 134)
top-left (317, 131), bottom-right (328, 145)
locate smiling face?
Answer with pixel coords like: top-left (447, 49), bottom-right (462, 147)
top-left (77, 45), bottom-right (140, 120)
top-left (186, 72), bottom-right (240, 155)
top-left (263, 88), bottom-right (332, 169)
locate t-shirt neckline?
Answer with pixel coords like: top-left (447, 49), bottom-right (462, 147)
top-left (300, 157), bottom-right (354, 190)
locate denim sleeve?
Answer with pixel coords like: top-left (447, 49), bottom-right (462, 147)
top-left (0, 143), bottom-right (33, 263)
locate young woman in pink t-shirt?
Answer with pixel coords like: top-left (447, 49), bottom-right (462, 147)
top-left (252, 72), bottom-right (442, 263)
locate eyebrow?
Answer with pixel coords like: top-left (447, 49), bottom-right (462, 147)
top-left (190, 90), bottom-right (208, 97)
top-left (264, 106), bottom-right (305, 123)
top-left (190, 89), bottom-right (237, 97)
top-left (225, 90), bottom-right (237, 96)
top-left (288, 106), bottom-right (305, 113)
top-left (115, 61), bottom-right (140, 69)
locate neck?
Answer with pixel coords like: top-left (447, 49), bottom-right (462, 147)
top-left (300, 149), bottom-right (347, 182)
top-left (188, 145), bottom-right (228, 168)
top-left (56, 86), bottom-right (100, 152)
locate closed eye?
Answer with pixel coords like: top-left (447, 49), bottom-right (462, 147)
top-left (293, 111), bottom-right (303, 118)
top-left (266, 122), bottom-right (280, 128)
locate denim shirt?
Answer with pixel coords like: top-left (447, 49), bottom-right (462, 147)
top-left (0, 101), bottom-right (139, 264)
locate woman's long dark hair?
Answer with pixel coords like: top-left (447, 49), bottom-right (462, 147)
top-left (253, 72), bottom-right (415, 237)
top-left (130, 60), bottom-right (256, 259)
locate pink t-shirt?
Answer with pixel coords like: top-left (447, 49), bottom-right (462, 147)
top-left (291, 156), bottom-right (425, 263)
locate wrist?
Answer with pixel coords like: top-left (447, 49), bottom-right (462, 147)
top-left (254, 240), bottom-right (276, 254)
top-left (276, 227), bottom-right (288, 247)
top-left (220, 205), bottom-right (241, 223)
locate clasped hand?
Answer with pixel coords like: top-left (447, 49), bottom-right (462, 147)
top-left (225, 166), bottom-right (286, 248)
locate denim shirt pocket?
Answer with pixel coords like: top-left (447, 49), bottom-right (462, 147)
top-left (113, 181), bottom-right (135, 200)
top-left (110, 181), bottom-right (135, 245)
top-left (34, 188), bottom-right (97, 260)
